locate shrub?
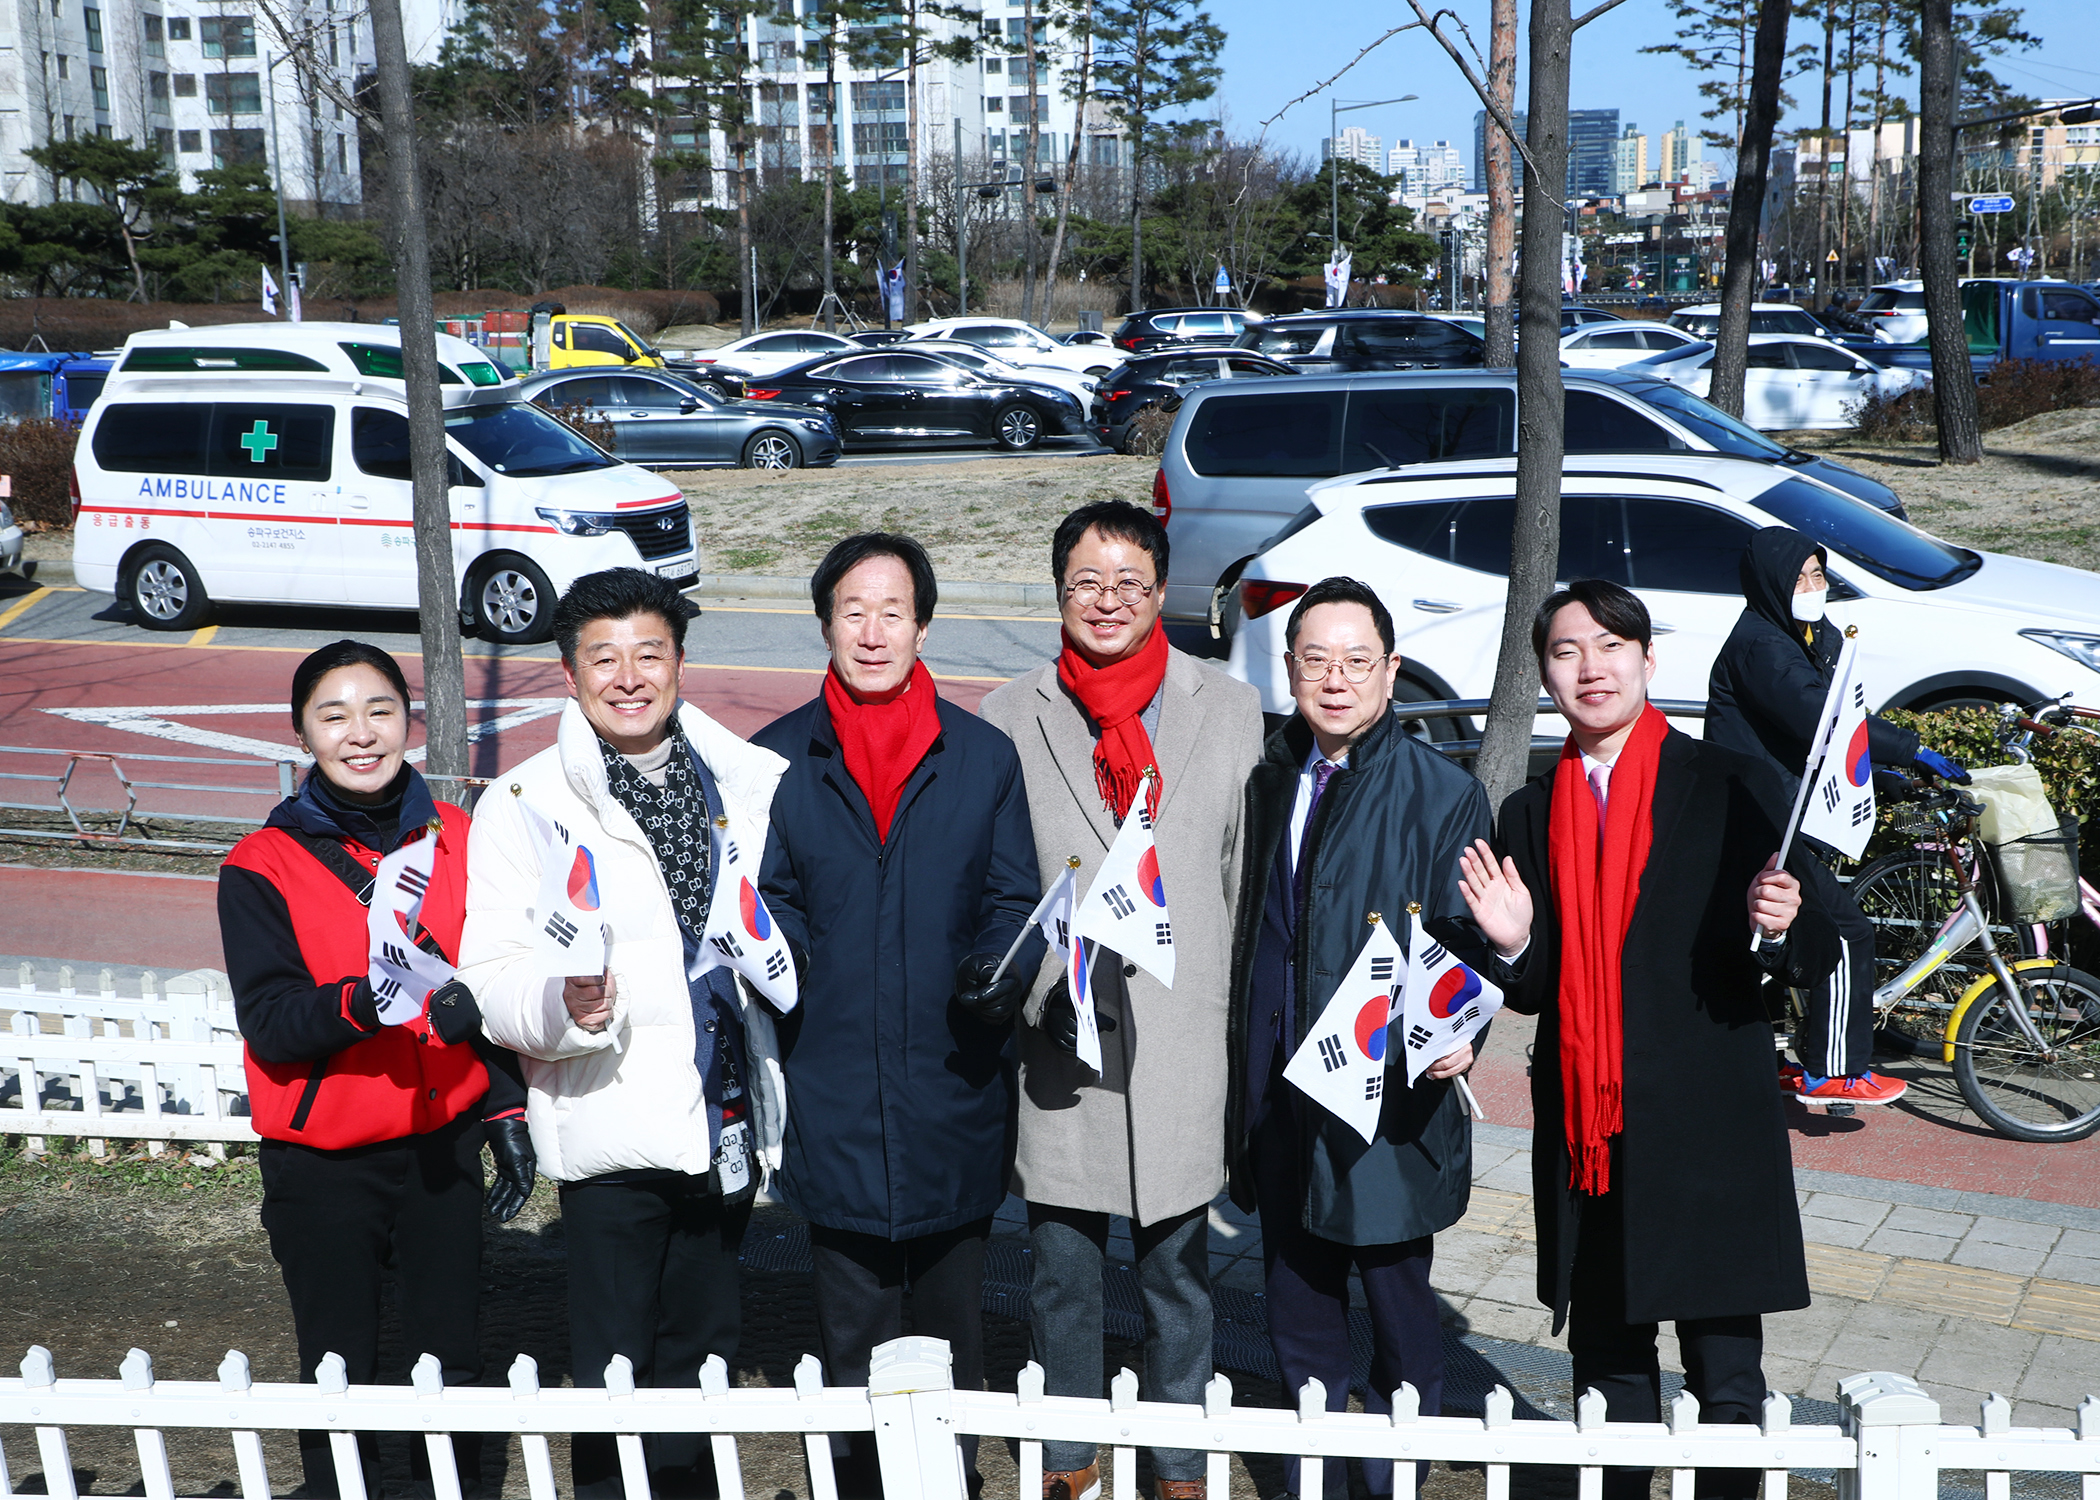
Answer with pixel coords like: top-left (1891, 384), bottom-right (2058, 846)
top-left (1847, 386), bottom-right (1936, 442)
top-left (1123, 403), bottom-right (1174, 457)
top-left (1845, 356), bottom-right (2100, 441)
top-left (1875, 704), bottom-right (2100, 874)
top-left (0, 418), bottom-right (82, 528)
top-left (546, 402), bottom-right (617, 453)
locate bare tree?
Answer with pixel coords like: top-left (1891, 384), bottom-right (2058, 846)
top-left (1483, 0), bottom-right (1517, 366)
top-left (1710, 0), bottom-right (1793, 416)
top-left (1039, 0), bottom-right (1095, 319)
top-left (1917, 0), bottom-right (1982, 462)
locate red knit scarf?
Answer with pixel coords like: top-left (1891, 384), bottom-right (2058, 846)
top-left (1547, 704), bottom-right (1668, 1196)
top-left (1056, 620), bottom-right (1169, 821)
top-left (823, 660), bottom-right (941, 842)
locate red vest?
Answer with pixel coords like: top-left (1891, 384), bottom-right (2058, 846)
top-left (223, 805), bottom-right (488, 1148)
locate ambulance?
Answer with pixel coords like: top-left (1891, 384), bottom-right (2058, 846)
top-left (70, 322), bottom-right (697, 645)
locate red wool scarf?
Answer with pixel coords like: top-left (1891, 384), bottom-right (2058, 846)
top-left (1546, 704), bottom-right (1668, 1196)
top-left (823, 660), bottom-right (942, 843)
top-left (1056, 621), bottom-right (1169, 821)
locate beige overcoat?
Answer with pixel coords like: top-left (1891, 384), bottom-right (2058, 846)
top-left (979, 647), bottom-right (1264, 1225)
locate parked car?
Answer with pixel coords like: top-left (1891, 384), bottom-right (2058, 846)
top-left (1234, 309), bottom-right (1487, 374)
top-left (1111, 306), bottom-right (1260, 356)
top-left (1089, 351), bottom-right (1294, 452)
top-left (1559, 321), bottom-right (1707, 368)
top-left (723, 348), bottom-right (1090, 451)
top-left (0, 494), bottom-right (21, 574)
top-left (1063, 329), bottom-right (1115, 348)
top-left (1855, 279), bottom-right (2100, 378)
top-left (688, 330), bottom-right (862, 392)
top-left (1667, 302), bottom-right (1840, 338)
top-left (518, 369), bottom-right (840, 470)
top-left (1627, 333), bottom-right (1928, 430)
top-left (1149, 367), bottom-right (1909, 641)
top-left (1223, 452), bottom-right (2099, 736)
top-left (1561, 305), bottom-right (1626, 332)
top-left (900, 317), bottom-right (1118, 376)
top-left (901, 339), bottom-right (1099, 406)
top-left (849, 329), bottom-right (914, 346)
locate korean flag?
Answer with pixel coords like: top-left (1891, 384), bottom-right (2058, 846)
top-left (1281, 914), bottom-right (1408, 1143)
top-left (366, 826), bottom-right (456, 1025)
top-left (1795, 635), bottom-right (1877, 861)
top-left (1398, 909), bottom-right (1503, 1085)
top-left (1072, 777), bottom-right (1175, 990)
top-left (521, 799), bottom-right (608, 978)
top-left (694, 815), bottom-right (799, 1013)
top-left (1012, 860), bottom-right (1102, 1072)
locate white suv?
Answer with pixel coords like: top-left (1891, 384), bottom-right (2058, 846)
top-left (1859, 282), bottom-right (1930, 343)
top-left (901, 318), bottom-right (1118, 377)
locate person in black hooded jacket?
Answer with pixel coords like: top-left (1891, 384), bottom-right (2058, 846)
top-left (1706, 527), bottom-right (1969, 1104)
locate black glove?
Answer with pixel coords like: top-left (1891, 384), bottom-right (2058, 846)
top-left (484, 1116), bottom-right (537, 1223)
top-left (426, 979), bottom-right (483, 1045)
top-left (1039, 974), bottom-right (1117, 1055)
top-left (1914, 747), bottom-right (1971, 785)
top-left (955, 954), bottom-right (1026, 1027)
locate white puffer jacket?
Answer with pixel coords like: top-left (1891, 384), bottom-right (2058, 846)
top-left (460, 699), bottom-right (790, 1184)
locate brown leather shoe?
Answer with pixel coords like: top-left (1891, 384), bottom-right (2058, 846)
top-left (1155, 1482), bottom-right (1207, 1500)
top-left (1044, 1462), bottom-right (1100, 1500)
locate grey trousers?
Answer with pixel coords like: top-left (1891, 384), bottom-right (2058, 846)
top-left (1028, 1201), bottom-right (1212, 1482)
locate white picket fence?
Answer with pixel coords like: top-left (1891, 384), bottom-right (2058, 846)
top-left (0, 965), bottom-right (254, 1154)
top-left (2, 1339), bottom-right (2096, 1500)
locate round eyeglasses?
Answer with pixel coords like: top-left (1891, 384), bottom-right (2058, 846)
top-left (1288, 652), bottom-right (1383, 684)
top-left (1064, 578), bottom-right (1156, 608)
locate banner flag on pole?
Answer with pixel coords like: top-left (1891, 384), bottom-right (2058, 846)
top-left (1072, 775), bottom-right (1174, 990)
top-left (520, 799), bottom-right (608, 978)
top-left (1397, 907), bottom-right (1504, 1085)
top-left (260, 265), bottom-right (280, 317)
top-left (287, 277), bottom-right (303, 323)
top-left (1282, 912), bottom-right (1407, 1143)
top-left (1795, 634), bottom-right (1876, 860)
top-left (692, 814), bottom-right (799, 1013)
top-left (367, 826), bottom-right (455, 1024)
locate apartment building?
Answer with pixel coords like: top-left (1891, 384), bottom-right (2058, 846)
top-left (1322, 124), bottom-right (1382, 171)
top-left (0, 0), bottom-right (368, 209)
top-left (1387, 136), bottom-right (1463, 196)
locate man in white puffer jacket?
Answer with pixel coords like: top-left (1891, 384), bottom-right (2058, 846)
top-left (459, 568), bottom-right (787, 1500)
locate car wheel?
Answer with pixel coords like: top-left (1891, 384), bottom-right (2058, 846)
top-left (125, 543), bottom-right (212, 631)
top-left (696, 380), bottom-right (728, 401)
top-left (1085, 364), bottom-right (1114, 377)
top-left (1914, 688), bottom-right (2021, 713)
top-left (1391, 675), bottom-right (1466, 747)
top-left (741, 431), bottom-right (801, 470)
top-left (993, 405), bottom-right (1042, 451)
top-left (468, 556), bottom-right (555, 645)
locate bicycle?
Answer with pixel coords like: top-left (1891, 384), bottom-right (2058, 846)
top-left (1840, 767), bottom-right (2100, 1142)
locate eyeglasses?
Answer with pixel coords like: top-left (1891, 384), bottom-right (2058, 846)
top-left (1288, 652), bottom-right (1383, 684)
top-left (1064, 578), bottom-right (1156, 608)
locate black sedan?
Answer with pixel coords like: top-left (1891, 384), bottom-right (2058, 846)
top-left (715, 350), bottom-right (1092, 452)
top-left (517, 368), bottom-right (840, 470)
top-left (1092, 351), bottom-right (1295, 452)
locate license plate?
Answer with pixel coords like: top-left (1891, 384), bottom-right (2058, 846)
top-left (657, 558), bottom-right (698, 580)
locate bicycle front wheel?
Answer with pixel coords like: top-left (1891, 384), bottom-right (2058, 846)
top-left (1951, 965), bottom-right (2100, 1142)
top-left (1851, 850), bottom-right (1990, 1050)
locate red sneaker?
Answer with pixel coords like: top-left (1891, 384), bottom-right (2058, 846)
top-left (1779, 1058), bottom-right (1804, 1085)
top-left (1793, 1071), bottom-right (1908, 1106)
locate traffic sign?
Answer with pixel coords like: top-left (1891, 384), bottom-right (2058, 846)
top-left (1970, 194), bottom-right (2015, 214)
top-left (1214, 266), bottom-right (1231, 294)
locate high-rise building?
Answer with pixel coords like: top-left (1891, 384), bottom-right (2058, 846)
top-left (1567, 108), bottom-right (1620, 196)
top-left (1324, 125), bottom-right (1384, 171)
top-left (1613, 124), bottom-right (1649, 195)
top-left (1473, 109), bottom-right (1524, 192)
top-left (1388, 137), bottom-right (1465, 195)
top-left (1660, 120), bottom-right (1702, 183)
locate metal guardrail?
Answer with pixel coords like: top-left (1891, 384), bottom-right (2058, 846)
top-left (1397, 697), bottom-right (1708, 761)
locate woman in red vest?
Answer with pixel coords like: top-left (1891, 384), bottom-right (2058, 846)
top-left (218, 640), bottom-right (533, 1499)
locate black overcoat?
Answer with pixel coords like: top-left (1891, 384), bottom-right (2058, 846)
top-left (1224, 707), bottom-right (1494, 1246)
top-left (754, 694), bottom-right (1043, 1241)
top-left (1495, 728), bottom-right (1837, 1329)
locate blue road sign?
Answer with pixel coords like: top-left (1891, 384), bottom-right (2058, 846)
top-left (1969, 194), bottom-right (2015, 213)
top-left (1214, 266), bottom-right (1232, 294)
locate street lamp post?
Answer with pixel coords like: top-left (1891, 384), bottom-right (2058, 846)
top-left (1328, 94), bottom-right (1415, 252)
top-left (264, 51), bottom-right (294, 315)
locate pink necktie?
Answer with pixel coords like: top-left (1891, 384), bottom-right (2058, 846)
top-left (1589, 763), bottom-right (1611, 820)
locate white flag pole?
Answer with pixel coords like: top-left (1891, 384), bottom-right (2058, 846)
top-left (991, 855), bottom-right (1081, 985)
top-left (1754, 626), bottom-right (1858, 949)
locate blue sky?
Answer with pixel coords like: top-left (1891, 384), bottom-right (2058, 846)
top-left (1204, 0), bottom-right (2096, 177)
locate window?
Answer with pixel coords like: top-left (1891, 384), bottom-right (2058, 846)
top-left (1621, 498), bottom-right (1757, 593)
top-left (351, 408), bottom-right (412, 480)
top-left (62, 371), bottom-right (105, 409)
top-left (174, 72), bottom-right (196, 95)
top-left (1342, 388), bottom-right (1513, 470)
top-left (611, 376), bottom-right (690, 408)
top-left (1585, 329), bottom-right (1645, 349)
top-left (821, 356), bottom-right (891, 382)
top-left (90, 64), bottom-right (108, 110)
top-left (849, 79), bottom-right (904, 112)
top-left (337, 135), bottom-right (346, 170)
top-left (91, 403), bottom-right (211, 473)
top-left (56, 54), bottom-right (69, 78)
top-left (1244, 322), bottom-right (1328, 357)
top-left (442, 403), bottom-right (616, 478)
top-left (149, 70), bottom-right (168, 100)
top-left (1789, 341), bottom-right (1864, 371)
top-left (570, 323), bottom-right (634, 359)
top-left (2037, 287), bottom-right (2100, 323)
top-left (122, 345), bottom-right (328, 373)
top-left (1183, 392), bottom-right (1340, 478)
top-left (536, 376), bottom-right (616, 410)
top-left (986, 95), bottom-right (1003, 112)
top-left (205, 70), bottom-right (260, 113)
top-left (1157, 358), bottom-right (1222, 384)
top-left (1563, 390), bottom-right (1680, 453)
top-left (1860, 288), bottom-right (1925, 311)
top-left (177, 128), bottom-right (200, 151)
top-left (1445, 496), bottom-right (1629, 583)
top-left (0, 372), bottom-right (53, 422)
top-left (1748, 311), bottom-right (1819, 335)
top-left (1364, 501), bottom-right (1458, 557)
top-left (153, 126), bottom-right (174, 153)
top-left (209, 404), bottom-right (333, 480)
top-left (84, 7), bottom-right (103, 51)
top-left (199, 14), bottom-right (255, 56)
top-left (208, 127), bottom-right (264, 165)
top-left (1177, 313), bottom-right (1232, 336)
top-left (167, 15), bottom-right (189, 38)
top-left (1745, 344), bottom-right (1789, 369)
top-left (985, 54), bottom-right (1001, 71)
top-left (1337, 319), bottom-right (1424, 360)
top-left (1638, 329), bottom-right (1689, 349)
top-left (1754, 475), bottom-right (1978, 590)
top-left (886, 353), bottom-right (965, 382)
top-left (143, 13), bottom-right (163, 50)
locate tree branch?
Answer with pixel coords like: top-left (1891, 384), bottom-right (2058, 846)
top-left (1572, 0), bottom-right (1631, 29)
top-left (1255, 22), bottom-right (1423, 133)
top-left (1401, 0), bottom-right (1544, 181)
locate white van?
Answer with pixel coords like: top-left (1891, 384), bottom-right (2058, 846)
top-left (71, 322), bottom-right (698, 644)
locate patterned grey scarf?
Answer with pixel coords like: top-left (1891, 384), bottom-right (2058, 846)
top-left (600, 723), bottom-right (713, 938)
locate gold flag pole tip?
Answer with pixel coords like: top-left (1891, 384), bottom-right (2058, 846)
top-left (1066, 855), bottom-right (1083, 868)
top-left (1407, 901), bottom-right (1423, 915)
top-left (1367, 911), bottom-right (1382, 926)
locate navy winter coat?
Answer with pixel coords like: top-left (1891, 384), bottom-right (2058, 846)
top-left (753, 692), bottom-right (1043, 1240)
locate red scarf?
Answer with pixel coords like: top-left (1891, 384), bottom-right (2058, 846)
top-left (1546, 704), bottom-right (1668, 1196)
top-left (823, 660), bottom-right (942, 842)
top-left (1056, 621), bottom-right (1170, 821)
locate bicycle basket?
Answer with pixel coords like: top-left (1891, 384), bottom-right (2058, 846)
top-left (1994, 814), bottom-right (2081, 924)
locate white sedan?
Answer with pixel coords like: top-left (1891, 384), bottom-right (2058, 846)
top-left (1559, 321), bottom-right (1707, 369)
top-left (907, 339), bottom-right (1098, 405)
top-left (693, 330), bottom-right (861, 384)
top-left (902, 317), bottom-right (1119, 377)
top-left (1625, 334), bottom-right (1926, 430)
top-left (1225, 452), bottom-right (2100, 733)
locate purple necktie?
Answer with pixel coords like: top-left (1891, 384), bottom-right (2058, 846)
top-left (1296, 759), bottom-right (1339, 897)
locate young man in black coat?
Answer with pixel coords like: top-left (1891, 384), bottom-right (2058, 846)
top-left (1460, 579), bottom-right (1840, 1500)
top-left (1225, 577), bottom-right (1492, 1500)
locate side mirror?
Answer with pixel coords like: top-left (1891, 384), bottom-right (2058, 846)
top-left (679, 396), bottom-right (699, 412)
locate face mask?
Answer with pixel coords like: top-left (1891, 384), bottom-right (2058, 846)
top-left (1791, 588), bottom-right (1827, 623)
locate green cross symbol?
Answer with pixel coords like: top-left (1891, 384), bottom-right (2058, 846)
top-left (239, 420), bottom-right (279, 463)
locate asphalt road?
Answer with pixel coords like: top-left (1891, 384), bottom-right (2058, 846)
top-left (831, 436), bottom-right (1114, 467)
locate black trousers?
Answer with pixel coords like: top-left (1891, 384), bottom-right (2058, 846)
top-left (1796, 871), bottom-right (1879, 1078)
top-left (809, 1219), bottom-right (991, 1495)
top-left (1568, 1189), bottom-right (1767, 1500)
top-left (258, 1113), bottom-right (486, 1499)
top-left (560, 1174), bottom-right (751, 1497)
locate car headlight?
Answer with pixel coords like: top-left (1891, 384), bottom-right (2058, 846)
top-left (536, 507), bottom-right (615, 537)
top-left (2021, 630), bottom-right (2100, 674)
top-left (0, 500), bottom-right (14, 530)
top-left (800, 418), bottom-right (830, 434)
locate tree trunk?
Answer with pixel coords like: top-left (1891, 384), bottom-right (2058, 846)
top-left (823, 25), bottom-right (838, 332)
top-left (1474, 0), bottom-right (1572, 808)
top-left (1483, 0), bottom-right (1517, 367)
top-left (736, 124), bottom-right (755, 335)
top-left (1709, 0), bottom-right (1791, 418)
top-left (1814, 0), bottom-right (1835, 290)
top-left (1127, 13), bottom-right (1148, 316)
top-left (368, 0), bottom-right (468, 796)
top-left (905, 2), bottom-right (921, 323)
top-left (1020, 0), bottom-right (1040, 323)
top-left (1040, 0), bottom-right (1093, 320)
top-left (1917, 0), bottom-right (1982, 462)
